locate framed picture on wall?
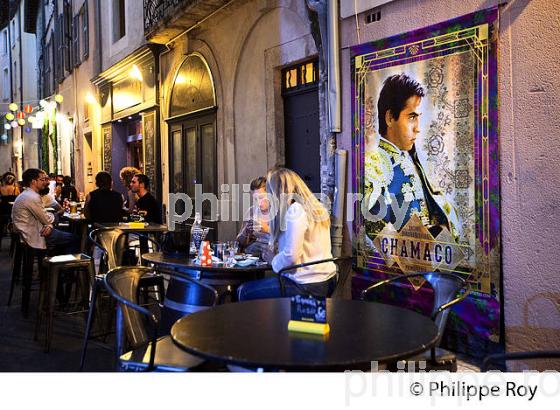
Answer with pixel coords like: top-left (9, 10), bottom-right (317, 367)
top-left (351, 7), bottom-right (501, 356)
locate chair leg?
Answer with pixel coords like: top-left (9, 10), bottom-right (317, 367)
top-left (34, 264), bottom-right (49, 341)
top-left (45, 266), bottom-right (60, 353)
top-left (80, 278), bottom-right (99, 370)
top-left (9, 233), bottom-right (16, 257)
top-left (7, 241), bottom-right (22, 306)
top-left (21, 247), bottom-right (35, 317)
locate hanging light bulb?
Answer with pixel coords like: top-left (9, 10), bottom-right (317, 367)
top-left (5, 112), bottom-right (14, 121)
top-left (28, 115), bottom-right (35, 123)
top-left (55, 94), bottom-right (64, 103)
top-left (24, 104), bottom-right (33, 113)
top-left (11, 120), bottom-right (18, 128)
top-left (8, 103), bottom-right (18, 112)
top-left (4, 124), bottom-right (11, 130)
top-left (17, 118), bottom-right (26, 126)
top-left (17, 112), bottom-right (25, 120)
top-left (25, 127), bottom-right (31, 134)
top-left (39, 99), bottom-right (48, 108)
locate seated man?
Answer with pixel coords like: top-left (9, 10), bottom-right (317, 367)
top-left (236, 176), bottom-right (270, 256)
top-left (83, 171), bottom-right (125, 223)
top-left (12, 168), bottom-right (79, 255)
top-left (129, 173), bottom-right (162, 224)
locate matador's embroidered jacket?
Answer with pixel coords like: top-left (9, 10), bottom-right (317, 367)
top-left (364, 137), bottom-right (461, 240)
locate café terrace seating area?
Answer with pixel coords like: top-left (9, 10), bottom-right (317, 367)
top-left (0, 206), bottom-right (497, 372)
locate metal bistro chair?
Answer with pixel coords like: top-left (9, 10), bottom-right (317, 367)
top-left (79, 228), bottom-right (164, 370)
top-left (274, 256), bottom-right (355, 299)
top-left (7, 232), bottom-right (46, 315)
top-left (361, 272), bottom-right (469, 371)
top-left (104, 266), bottom-right (218, 371)
top-left (482, 351), bottom-right (560, 371)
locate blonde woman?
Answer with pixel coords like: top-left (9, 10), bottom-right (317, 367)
top-left (238, 167), bottom-right (336, 300)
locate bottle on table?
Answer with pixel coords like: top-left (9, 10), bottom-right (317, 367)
top-left (189, 212), bottom-right (203, 256)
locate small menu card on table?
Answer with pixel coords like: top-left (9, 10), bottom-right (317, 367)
top-left (288, 294), bottom-right (330, 335)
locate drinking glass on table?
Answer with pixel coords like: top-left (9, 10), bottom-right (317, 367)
top-left (229, 240), bottom-right (239, 255)
top-left (213, 242), bottom-right (226, 263)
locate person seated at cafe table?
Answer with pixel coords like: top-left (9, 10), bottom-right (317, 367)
top-left (129, 173), bottom-right (162, 224)
top-left (60, 176), bottom-right (78, 203)
top-left (12, 168), bottom-right (79, 255)
top-left (236, 176), bottom-right (270, 256)
top-left (119, 166), bottom-right (141, 211)
top-left (83, 171), bottom-right (125, 223)
top-left (238, 167), bottom-right (336, 300)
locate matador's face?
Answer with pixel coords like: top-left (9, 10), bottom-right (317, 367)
top-left (386, 95), bottom-right (422, 151)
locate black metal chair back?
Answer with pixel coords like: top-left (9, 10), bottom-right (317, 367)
top-left (361, 272), bottom-right (469, 348)
top-left (104, 266), bottom-right (218, 371)
top-left (89, 228), bottom-right (127, 272)
top-left (275, 256), bottom-right (355, 298)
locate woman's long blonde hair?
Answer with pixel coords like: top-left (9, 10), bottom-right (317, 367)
top-left (266, 167), bottom-right (330, 245)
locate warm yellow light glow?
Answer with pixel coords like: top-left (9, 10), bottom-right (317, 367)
top-left (175, 74), bottom-right (188, 85)
top-left (113, 92), bottom-right (141, 112)
top-left (55, 94), bottom-right (64, 103)
top-left (130, 64), bottom-right (143, 81)
top-left (17, 118), bottom-right (25, 126)
top-left (85, 92), bottom-right (97, 105)
top-left (5, 113), bottom-right (14, 121)
top-left (13, 138), bottom-right (23, 156)
top-left (28, 116), bottom-right (35, 123)
top-left (32, 112), bottom-right (45, 129)
top-left (9, 103), bottom-right (18, 112)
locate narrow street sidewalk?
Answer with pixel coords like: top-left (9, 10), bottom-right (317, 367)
top-left (0, 239), bottom-right (114, 371)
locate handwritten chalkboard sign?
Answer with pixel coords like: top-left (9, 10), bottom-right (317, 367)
top-left (142, 110), bottom-right (158, 197)
top-left (102, 125), bottom-right (112, 173)
top-left (288, 295), bottom-right (330, 335)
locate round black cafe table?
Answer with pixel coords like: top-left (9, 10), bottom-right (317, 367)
top-left (142, 252), bottom-right (270, 332)
top-left (171, 298), bottom-right (439, 371)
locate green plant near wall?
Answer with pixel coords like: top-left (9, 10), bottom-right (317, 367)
top-left (41, 120), bottom-right (50, 173)
top-left (40, 110), bottom-right (58, 174)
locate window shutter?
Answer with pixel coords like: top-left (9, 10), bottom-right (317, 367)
top-left (54, 15), bottom-right (61, 83)
top-left (44, 41), bottom-right (51, 96)
top-left (82, 2), bottom-right (89, 59)
top-left (64, 2), bottom-right (72, 73)
top-left (72, 14), bottom-right (80, 67)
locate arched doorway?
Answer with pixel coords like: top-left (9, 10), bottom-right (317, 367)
top-left (168, 54), bottom-right (217, 229)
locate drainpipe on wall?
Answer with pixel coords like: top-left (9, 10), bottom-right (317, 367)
top-left (7, 10), bottom-right (14, 173)
top-left (332, 149), bottom-right (347, 257)
top-left (327, 0), bottom-right (341, 133)
top-left (19, 4), bottom-right (24, 170)
top-left (327, 0), bottom-right (345, 257)
top-left (94, 0), bottom-right (102, 76)
top-left (306, 1), bottom-right (345, 256)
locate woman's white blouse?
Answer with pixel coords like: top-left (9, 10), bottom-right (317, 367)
top-left (271, 202), bottom-right (336, 284)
